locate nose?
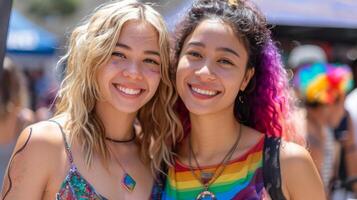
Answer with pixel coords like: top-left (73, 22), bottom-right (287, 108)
top-left (194, 62), bottom-right (216, 81)
top-left (122, 62), bottom-right (143, 80)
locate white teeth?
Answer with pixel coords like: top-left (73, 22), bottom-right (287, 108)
top-left (117, 85), bottom-right (141, 95)
top-left (191, 86), bottom-right (218, 96)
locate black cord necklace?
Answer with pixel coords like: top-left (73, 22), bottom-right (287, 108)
top-left (105, 132), bottom-right (136, 143)
top-left (188, 124), bottom-right (242, 200)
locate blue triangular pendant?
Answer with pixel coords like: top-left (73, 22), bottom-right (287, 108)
top-left (122, 173), bottom-right (136, 192)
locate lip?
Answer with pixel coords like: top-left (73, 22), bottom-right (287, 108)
top-left (187, 83), bottom-right (221, 100)
top-left (113, 83), bottom-right (145, 98)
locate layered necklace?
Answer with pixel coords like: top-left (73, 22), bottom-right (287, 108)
top-left (188, 125), bottom-right (242, 200)
top-left (106, 131), bottom-right (137, 192)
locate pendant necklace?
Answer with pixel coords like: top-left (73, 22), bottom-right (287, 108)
top-left (188, 125), bottom-right (242, 200)
top-left (107, 132), bottom-right (137, 192)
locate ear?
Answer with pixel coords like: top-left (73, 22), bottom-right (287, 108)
top-left (240, 67), bottom-right (255, 91)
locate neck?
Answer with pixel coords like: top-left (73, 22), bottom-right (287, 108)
top-left (95, 101), bottom-right (137, 142)
top-left (307, 107), bottom-right (327, 128)
top-left (306, 107), bottom-right (329, 139)
top-left (188, 108), bottom-right (240, 160)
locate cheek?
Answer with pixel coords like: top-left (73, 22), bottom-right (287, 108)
top-left (221, 71), bottom-right (242, 91)
top-left (97, 66), bottom-right (110, 87)
top-left (97, 63), bottom-right (120, 90)
top-left (176, 66), bottom-right (189, 94)
top-left (146, 71), bottom-right (161, 90)
top-left (225, 80), bottom-right (240, 101)
top-left (176, 58), bottom-right (191, 80)
top-left (111, 60), bottom-right (119, 66)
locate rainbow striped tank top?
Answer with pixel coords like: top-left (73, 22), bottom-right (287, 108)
top-left (162, 137), bottom-right (267, 200)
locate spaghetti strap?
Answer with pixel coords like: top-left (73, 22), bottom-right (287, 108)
top-left (47, 120), bottom-right (74, 165)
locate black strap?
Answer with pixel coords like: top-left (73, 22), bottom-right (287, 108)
top-left (263, 136), bottom-right (286, 200)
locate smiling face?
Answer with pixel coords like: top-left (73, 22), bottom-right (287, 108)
top-left (176, 19), bottom-right (254, 116)
top-left (96, 20), bottom-right (161, 114)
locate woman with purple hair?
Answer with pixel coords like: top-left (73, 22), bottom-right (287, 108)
top-left (152, 0), bottom-right (325, 199)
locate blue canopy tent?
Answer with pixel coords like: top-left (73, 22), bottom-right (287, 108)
top-left (6, 10), bottom-right (57, 55)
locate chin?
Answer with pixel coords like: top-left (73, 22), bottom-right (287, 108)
top-left (111, 102), bottom-right (144, 114)
top-left (184, 103), bottom-right (219, 116)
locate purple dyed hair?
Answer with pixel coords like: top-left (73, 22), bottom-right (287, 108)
top-left (250, 40), bottom-right (297, 139)
top-left (172, 0), bottom-right (299, 142)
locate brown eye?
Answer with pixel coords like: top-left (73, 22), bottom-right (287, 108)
top-left (112, 52), bottom-right (126, 59)
top-left (187, 51), bottom-right (202, 58)
top-left (144, 58), bottom-right (160, 66)
top-left (218, 58), bottom-right (234, 66)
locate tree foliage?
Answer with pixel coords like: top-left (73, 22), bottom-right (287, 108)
top-left (28, 0), bottom-right (80, 17)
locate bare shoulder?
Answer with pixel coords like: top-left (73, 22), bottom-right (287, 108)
top-left (1, 120), bottom-right (66, 199)
top-left (13, 119), bottom-right (68, 172)
top-left (280, 141), bottom-right (318, 181)
top-left (15, 120), bottom-right (65, 154)
top-left (279, 141), bottom-right (326, 200)
top-left (280, 141), bottom-right (311, 163)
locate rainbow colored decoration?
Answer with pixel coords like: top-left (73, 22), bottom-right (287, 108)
top-left (122, 173), bottom-right (136, 192)
top-left (293, 63), bottom-right (353, 104)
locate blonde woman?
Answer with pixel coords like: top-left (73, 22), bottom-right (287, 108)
top-left (1, 0), bottom-right (180, 199)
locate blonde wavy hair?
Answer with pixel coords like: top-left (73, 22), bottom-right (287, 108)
top-left (55, 0), bottom-right (182, 173)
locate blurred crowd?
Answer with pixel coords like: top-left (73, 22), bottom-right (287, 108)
top-left (288, 45), bottom-right (357, 199)
top-left (0, 57), bottom-right (56, 186)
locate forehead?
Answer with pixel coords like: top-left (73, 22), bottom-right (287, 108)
top-left (185, 19), bottom-right (246, 51)
top-left (117, 20), bottom-right (159, 48)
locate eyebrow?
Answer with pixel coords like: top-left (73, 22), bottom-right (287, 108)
top-left (116, 43), bottom-right (130, 49)
top-left (144, 50), bottom-right (160, 57)
top-left (186, 42), bottom-right (240, 58)
top-left (187, 42), bottom-right (205, 48)
top-left (116, 43), bottom-right (160, 57)
top-left (216, 47), bottom-right (240, 58)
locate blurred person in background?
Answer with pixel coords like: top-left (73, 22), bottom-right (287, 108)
top-left (294, 63), bottom-right (354, 197)
top-left (288, 44), bottom-right (328, 73)
top-left (287, 44), bottom-right (328, 140)
top-left (25, 68), bottom-right (57, 121)
top-left (346, 60), bottom-right (357, 146)
top-left (289, 45), bottom-right (357, 198)
top-left (342, 59), bottom-right (357, 198)
top-left (0, 57), bottom-right (34, 188)
top-left (332, 93), bottom-right (357, 199)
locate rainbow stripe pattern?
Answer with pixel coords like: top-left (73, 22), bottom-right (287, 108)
top-left (293, 63), bottom-right (353, 104)
top-left (162, 137), bottom-right (266, 200)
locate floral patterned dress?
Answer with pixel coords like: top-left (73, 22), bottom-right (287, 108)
top-left (51, 120), bottom-right (107, 200)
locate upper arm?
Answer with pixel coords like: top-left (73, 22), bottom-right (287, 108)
top-left (280, 142), bottom-right (326, 200)
top-left (1, 123), bottom-right (61, 200)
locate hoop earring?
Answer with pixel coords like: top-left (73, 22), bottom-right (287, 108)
top-left (234, 90), bottom-right (249, 124)
top-left (238, 91), bottom-right (245, 104)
